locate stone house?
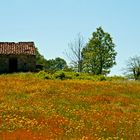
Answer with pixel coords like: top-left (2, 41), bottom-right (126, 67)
top-left (0, 42), bottom-right (36, 73)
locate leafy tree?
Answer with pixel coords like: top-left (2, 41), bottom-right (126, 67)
top-left (35, 48), bottom-right (67, 71)
top-left (55, 57), bottom-right (67, 70)
top-left (35, 48), bottom-right (47, 70)
top-left (46, 57), bottom-right (67, 71)
top-left (82, 27), bottom-right (117, 75)
top-left (125, 56), bottom-right (140, 80)
top-left (66, 33), bottom-right (84, 72)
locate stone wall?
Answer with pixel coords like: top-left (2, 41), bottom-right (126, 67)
top-left (18, 55), bottom-right (36, 72)
top-left (0, 55), bottom-right (9, 73)
top-left (0, 55), bottom-right (36, 73)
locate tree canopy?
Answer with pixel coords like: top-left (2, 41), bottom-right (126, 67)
top-left (46, 57), bottom-right (67, 71)
top-left (36, 27), bottom-right (117, 75)
top-left (35, 48), bottom-right (47, 70)
top-left (36, 48), bottom-right (67, 71)
top-left (82, 27), bottom-right (117, 75)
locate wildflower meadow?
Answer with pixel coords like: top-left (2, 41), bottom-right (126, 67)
top-left (0, 74), bottom-right (140, 139)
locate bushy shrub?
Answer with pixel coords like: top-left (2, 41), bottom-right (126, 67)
top-left (36, 71), bottom-right (52, 79)
top-left (52, 71), bottom-right (107, 81)
top-left (53, 71), bottom-right (66, 80)
top-left (107, 76), bottom-right (127, 81)
top-left (93, 75), bottom-right (106, 81)
top-left (70, 73), bottom-right (106, 81)
top-left (53, 71), bottom-right (77, 80)
top-left (10, 70), bottom-right (126, 82)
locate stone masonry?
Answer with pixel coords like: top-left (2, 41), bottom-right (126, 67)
top-left (0, 42), bottom-right (36, 73)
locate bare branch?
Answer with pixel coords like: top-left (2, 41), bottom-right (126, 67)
top-left (65, 33), bottom-right (85, 72)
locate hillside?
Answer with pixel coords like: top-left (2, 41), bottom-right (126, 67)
top-left (0, 75), bottom-right (140, 139)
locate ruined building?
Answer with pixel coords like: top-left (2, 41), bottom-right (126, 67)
top-left (0, 42), bottom-right (36, 73)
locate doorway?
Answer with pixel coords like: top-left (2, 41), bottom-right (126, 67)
top-left (9, 58), bottom-right (18, 73)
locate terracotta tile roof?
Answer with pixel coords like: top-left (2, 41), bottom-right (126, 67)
top-left (0, 42), bottom-right (36, 55)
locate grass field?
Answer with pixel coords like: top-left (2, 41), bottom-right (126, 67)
top-left (0, 75), bottom-right (140, 140)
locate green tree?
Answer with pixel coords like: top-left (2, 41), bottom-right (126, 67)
top-left (35, 48), bottom-right (47, 70)
top-left (125, 56), bottom-right (140, 80)
top-left (82, 27), bottom-right (117, 75)
top-left (46, 57), bottom-right (67, 71)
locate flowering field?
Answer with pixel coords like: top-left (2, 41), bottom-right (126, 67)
top-left (0, 75), bottom-right (140, 140)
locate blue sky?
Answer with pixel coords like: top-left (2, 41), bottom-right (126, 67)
top-left (0, 0), bottom-right (140, 75)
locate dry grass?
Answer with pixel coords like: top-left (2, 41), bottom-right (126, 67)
top-left (0, 75), bottom-right (140, 139)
